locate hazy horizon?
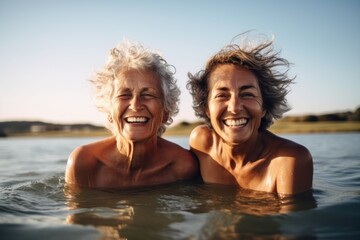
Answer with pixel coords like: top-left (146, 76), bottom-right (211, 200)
top-left (1, 105), bottom-right (358, 126)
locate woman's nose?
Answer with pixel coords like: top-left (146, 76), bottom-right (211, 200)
top-left (228, 95), bottom-right (242, 113)
top-left (129, 96), bottom-right (143, 111)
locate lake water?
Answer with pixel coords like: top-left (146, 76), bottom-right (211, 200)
top-left (0, 133), bottom-right (359, 239)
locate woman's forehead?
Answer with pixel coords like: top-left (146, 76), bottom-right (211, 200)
top-left (115, 69), bottom-right (161, 89)
top-left (208, 64), bottom-right (259, 89)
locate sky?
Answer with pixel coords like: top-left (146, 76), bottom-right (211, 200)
top-left (0, 0), bottom-right (359, 126)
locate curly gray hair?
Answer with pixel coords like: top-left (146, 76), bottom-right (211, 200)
top-left (90, 40), bottom-right (180, 136)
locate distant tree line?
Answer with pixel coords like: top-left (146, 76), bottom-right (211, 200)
top-left (0, 121), bottom-right (104, 137)
top-left (283, 107), bottom-right (360, 122)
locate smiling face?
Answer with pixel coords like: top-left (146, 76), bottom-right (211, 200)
top-left (110, 69), bottom-right (165, 142)
top-left (207, 64), bottom-right (266, 145)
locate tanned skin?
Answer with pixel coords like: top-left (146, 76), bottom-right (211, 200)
top-left (190, 64), bottom-right (312, 195)
top-left (66, 70), bottom-right (199, 189)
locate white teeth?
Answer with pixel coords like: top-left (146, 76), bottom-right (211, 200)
top-left (126, 117), bottom-right (148, 123)
top-left (224, 118), bottom-right (247, 127)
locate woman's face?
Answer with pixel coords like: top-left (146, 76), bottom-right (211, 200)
top-left (110, 69), bottom-right (165, 142)
top-left (207, 64), bottom-right (265, 145)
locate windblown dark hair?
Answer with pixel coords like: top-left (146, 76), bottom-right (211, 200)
top-left (187, 34), bottom-right (294, 130)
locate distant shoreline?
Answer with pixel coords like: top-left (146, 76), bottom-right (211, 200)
top-left (2, 107), bottom-right (359, 138)
top-left (268, 120), bottom-right (360, 134)
top-left (2, 121), bottom-right (359, 138)
top-left (164, 120), bottom-right (360, 136)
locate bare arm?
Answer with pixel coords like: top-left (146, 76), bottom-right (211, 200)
top-left (160, 136), bottom-right (200, 181)
top-left (189, 125), bottom-right (213, 154)
top-left (65, 146), bottom-right (94, 187)
top-left (189, 125), bottom-right (218, 182)
top-left (276, 144), bottom-right (313, 195)
top-left (65, 147), bottom-right (80, 185)
top-left (173, 149), bottom-right (200, 180)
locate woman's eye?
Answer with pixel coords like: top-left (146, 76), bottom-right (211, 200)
top-left (241, 92), bottom-right (255, 98)
top-left (214, 93), bottom-right (228, 99)
top-left (117, 94), bottom-right (132, 99)
top-left (142, 93), bottom-right (158, 99)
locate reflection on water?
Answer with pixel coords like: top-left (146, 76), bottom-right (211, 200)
top-left (1, 134), bottom-right (359, 239)
top-left (65, 186), bottom-right (135, 239)
top-left (64, 182), bottom-right (316, 240)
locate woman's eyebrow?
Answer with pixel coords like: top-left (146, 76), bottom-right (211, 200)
top-left (141, 87), bottom-right (156, 92)
top-left (116, 87), bottom-right (130, 92)
top-left (214, 86), bottom-right (229, 91)
top-left (214, 85), bottom-right (256, 91)
top-left (239, 84), bottom-right (257, 91)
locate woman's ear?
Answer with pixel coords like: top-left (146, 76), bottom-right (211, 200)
top-left (107, 113), bottom-right (113, 123)
top-left (261, 109), bottom-right (266, 118)
top-left (162, 111), bottom-right (169, 123)
top-left (205, 107), bottom-right (210, 118)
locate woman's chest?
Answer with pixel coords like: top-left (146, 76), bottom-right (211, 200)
top-left (201, 156), bottom-right (277, 192)
top-left (93, 161), bottom-right (176, 188)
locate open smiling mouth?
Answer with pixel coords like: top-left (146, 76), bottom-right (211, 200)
top-left (125, 117), bottom-right (149, 123)
top-left (223, 118), bottom-right (248, 127)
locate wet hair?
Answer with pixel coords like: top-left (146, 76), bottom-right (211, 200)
top-left (90, 40), bottom-right (180, 136)
top-left (187, 34), bottom-right (294, 130)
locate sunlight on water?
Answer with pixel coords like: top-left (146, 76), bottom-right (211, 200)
top-left (0, 134), bottom-right (359, 239)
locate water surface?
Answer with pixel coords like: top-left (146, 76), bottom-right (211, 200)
top-left (0, 133), bottom-right (359, 239)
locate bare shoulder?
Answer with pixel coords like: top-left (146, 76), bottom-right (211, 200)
top-left (277, 139), bottom-right (313, 178)
top-left (65, 145), bottom-right (91, 185)
top-left (266, 132), bottom-right (313, 194)
top-left (65, 137), bottom-right (114, 186)
top-left (269, 133), bottom-right (312, 165)
top-left (159, 137), bottom-right (199, 180)
top-left (189, 124), bottom-right (213, 152)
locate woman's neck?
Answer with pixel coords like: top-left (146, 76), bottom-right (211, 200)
top-left (220, 131), bottom-right (264, 166)
top-left (116, 135), bottom-right (158, 170)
